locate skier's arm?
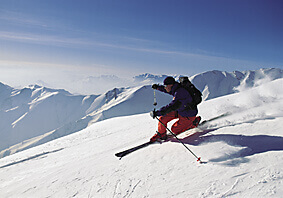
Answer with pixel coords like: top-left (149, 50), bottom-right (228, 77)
top-left (157, 86), bottom-right (168, 94)
top-left (156, 93), bottom-right (182, 116)
top-left (152, 84), bottom-right (168, 94)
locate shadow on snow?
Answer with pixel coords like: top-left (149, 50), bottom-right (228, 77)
top-left (0, 148), bottom-right (64, 169)
top-left (170, 129), bottom-right (283, 166)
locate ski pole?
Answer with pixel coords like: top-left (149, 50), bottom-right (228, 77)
top-left (155, 116), bottom-right (203, 163)
top-left (153, 89), bottom-right (157, 106)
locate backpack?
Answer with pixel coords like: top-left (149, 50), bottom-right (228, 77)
top-left (179, 76), bottom-right (202, 109)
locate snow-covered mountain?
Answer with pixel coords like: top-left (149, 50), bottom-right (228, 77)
top-left (134, 68), bottom-right (283, 100)
top-left (133, 73), bottom-right (168, 84)
top-left (0, 77), bottom-right (282, 197)
top-left (0, 84), bottom-right (99, 156)
top-left (191, 68), bottom-right (283, 100)
top-left (0, 68), bottom-right (282, 158)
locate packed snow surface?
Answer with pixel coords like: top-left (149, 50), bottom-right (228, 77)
top-left (0, 78), bottom-right (282, 197)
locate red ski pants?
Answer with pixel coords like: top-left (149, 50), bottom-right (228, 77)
top-left (158, 111), bottom-right (197, 135)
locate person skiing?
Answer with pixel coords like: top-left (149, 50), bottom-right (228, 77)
top-left (150, 76), bottom-right (201, 142)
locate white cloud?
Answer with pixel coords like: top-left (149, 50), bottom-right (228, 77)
top-left (0, 30), bottom-right (221, 60)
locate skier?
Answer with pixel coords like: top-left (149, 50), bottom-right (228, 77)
top-left (150, 76), bottom-right (201, 142)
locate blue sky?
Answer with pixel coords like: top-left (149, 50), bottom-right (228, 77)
top-left (0, 0), bottom-right (282, 93)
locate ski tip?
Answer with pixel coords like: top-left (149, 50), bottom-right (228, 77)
top-left (115, 153), bottom-right (124, 160)
top-left (115, 153), bottom-right (122, 158)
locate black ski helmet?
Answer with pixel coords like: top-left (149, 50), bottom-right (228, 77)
top-left (163, 76), bottom-right (176, 85)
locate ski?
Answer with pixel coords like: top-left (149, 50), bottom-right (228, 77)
top-left (115, 141), bottom-right (154, 159)
top-left (115, 130), bottom-right (197, 159)
top-left (199, 112), bottom-right (230, 126)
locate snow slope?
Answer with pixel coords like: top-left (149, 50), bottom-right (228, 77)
top-left (0, 68), bottom-right (282, 158)
top-left (0, 78), bottom-right (282, 197)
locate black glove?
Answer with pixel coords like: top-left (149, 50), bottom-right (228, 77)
top-left (152, 84), bottom-right (158, 89)
top-left (150, 110), bottom-right (157, 119)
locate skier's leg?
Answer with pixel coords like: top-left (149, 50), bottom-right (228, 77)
top-left (158, 111), bottom-right (177, 134)
top-left (171, 116), bottom-right (200, 135)
top-left (150, 111), bottom-right (177, 142)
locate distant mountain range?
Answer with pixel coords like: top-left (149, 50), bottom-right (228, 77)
top-left (0, 68), bottom-right (282, 158)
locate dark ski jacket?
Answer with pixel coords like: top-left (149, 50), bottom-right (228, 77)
top-left (156, 83), bottom-right (198, 117)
